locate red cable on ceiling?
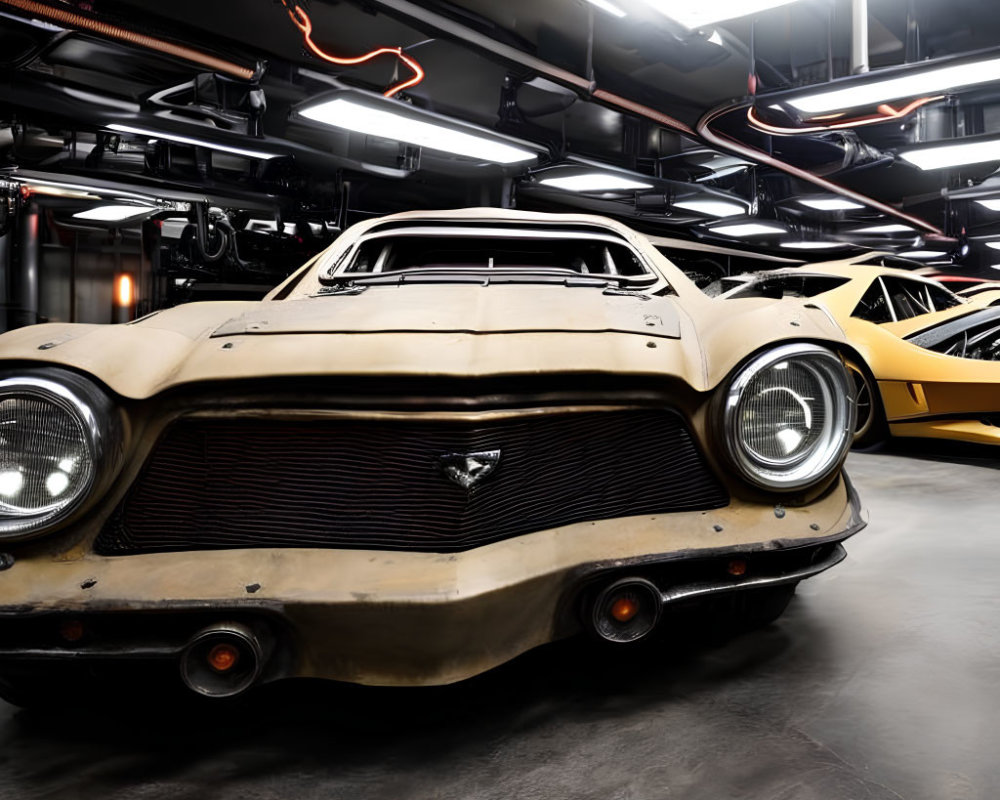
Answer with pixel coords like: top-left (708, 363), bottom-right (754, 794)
top-left (283, 2), bottom-right (424, 98)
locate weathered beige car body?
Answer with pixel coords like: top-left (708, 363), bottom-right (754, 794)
top-left (0, 209), bottom-right (864, 695)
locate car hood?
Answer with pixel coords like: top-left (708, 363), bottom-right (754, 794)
top-left (211, 285), bottom-right (682, 339)
top-left (0, 287), bottom-right (714, 400)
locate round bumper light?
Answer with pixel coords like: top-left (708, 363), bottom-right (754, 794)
top-left (591, 578), bottom-right (662, 644)
top-left (180, 623), bottom-right (263, 698)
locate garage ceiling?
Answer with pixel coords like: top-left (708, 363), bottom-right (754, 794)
top-left (2, 0), bottom-right (1000, 286)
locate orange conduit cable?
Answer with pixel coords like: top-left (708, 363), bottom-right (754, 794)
top-left (0, 0), bottom-right (255, 79)
top-left (747, 96), bottom-right (942, 135)
top-left (283, 2), bottom-right (424, 98)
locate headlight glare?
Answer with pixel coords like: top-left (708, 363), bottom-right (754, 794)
top-left (723, 344), bottom-right (854, 490)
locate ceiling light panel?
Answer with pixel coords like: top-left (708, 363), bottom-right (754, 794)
top-left (107, 124), bottom-right (281, 160)
top-left (299, 98), bottom-right (537, 164)
top-left (798, 198), bottom-right (865, 211)
top-left (899, 250), bottom-right (949, 259)
top-left (709, 222), bottom-right (785, 237)
top-left (850, 224), bottom-right (913, 234)
top-left (73, 205), bottom-right (156, 222)
top-left (538, 173), bottom-right (652, 192)
top-left (779, 241), bottom-right (847, 249)
top-left (673, 199), bottom-right (746, 217)
top-left (899, 138), bottom-right (1000, 171)
top-left (583, 0), bottom-right (626, 17)
top-left (976, 199), bottom-right (1000, 212)
top-left (787, 56), bottom-right (1000, 115)
top-left (641, 0), bottom-right (801, 29)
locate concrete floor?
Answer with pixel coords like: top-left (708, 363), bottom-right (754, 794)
top-left (1, 445), bottom-right (999, 799)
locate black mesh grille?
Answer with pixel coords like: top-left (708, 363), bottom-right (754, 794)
top-left (96, 410), bottom-right (728, 555)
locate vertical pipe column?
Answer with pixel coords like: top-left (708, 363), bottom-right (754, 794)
top-left (13, 204), bottom-right (39, 329)
top-left (851, 0), bottom-right (869, 74)
top-left (0, 231), bottom-right (11, 333)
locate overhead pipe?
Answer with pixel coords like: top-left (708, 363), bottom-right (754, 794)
top-left (0, 0), bottom-right (255, 79)
top-left (697, 101), bottom-right (948, 238)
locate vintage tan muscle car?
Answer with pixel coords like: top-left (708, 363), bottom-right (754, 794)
top-left (0, 208), bottom-right (864, 706)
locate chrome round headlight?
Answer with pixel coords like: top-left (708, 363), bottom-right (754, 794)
top-left (722, 344), bottom-right (854, 491)
top-left (0, 375), bottom-right (113, 538)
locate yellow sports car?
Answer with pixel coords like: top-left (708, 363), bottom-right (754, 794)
top-left (0, 209), bottom-right (864, 706)
top-left (712, 257), bottom-right (1000, 446)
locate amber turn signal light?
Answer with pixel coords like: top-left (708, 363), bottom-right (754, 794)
top-left (207, 642), bottom-right (240, 673)
top-left (727, 559), bottom-right (748, 577)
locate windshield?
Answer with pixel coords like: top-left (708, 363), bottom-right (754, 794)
top-left (323, 226), bottom-right (661, 288)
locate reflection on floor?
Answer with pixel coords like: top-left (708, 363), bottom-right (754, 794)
top-left (1, 446), bottom-right (998, 800)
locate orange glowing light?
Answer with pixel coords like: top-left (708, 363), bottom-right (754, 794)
top-left (207, 643), bottom-right (240, 673)
top-left (610, 596), bottom-right (639, 623)
top-left (283, 2), bottom-right (425, 98)
top-left (59, 619), bottom-right (85, 642)
top-left (115, 274), bottom-right (134, 308)
top-left (727, 559), bottom-right (748, 577)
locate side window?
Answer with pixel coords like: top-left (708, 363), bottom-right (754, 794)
top-left (882, 277), bottom-right (933, 320)
top-left (852, 280), bottom-right (893, 323)
top-left (926, 284), bottom-right (962, 311)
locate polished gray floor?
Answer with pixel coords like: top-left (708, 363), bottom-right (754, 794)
top-left (1, 446), bottom-right (998, 799)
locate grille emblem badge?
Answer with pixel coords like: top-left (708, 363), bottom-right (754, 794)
top-left (438, 450), bottom-right (501, 489)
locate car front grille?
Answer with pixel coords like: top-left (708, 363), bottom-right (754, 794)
top-left (96, 409), bottom-right (728, 554)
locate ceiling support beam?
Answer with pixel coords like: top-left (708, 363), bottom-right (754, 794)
top-left (852, 0), bottom-right (870, 75)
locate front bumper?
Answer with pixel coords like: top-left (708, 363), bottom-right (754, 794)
top-left (0, 474), bottom-right (865, 688)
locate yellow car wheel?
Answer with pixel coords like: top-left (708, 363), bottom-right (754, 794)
top-left (846, 359), bottom-right (886, 447)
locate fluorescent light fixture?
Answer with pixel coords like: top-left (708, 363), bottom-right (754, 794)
top-left (899, 250), bottom-right (949, 259)
top-left (538, 173), bottom-right (652, 192)
top-left (641, 0), bottom-right (800, 29)
top-left (246, 218), bottom-right (325, 235)
top-left (694, 165), bottom-right (749, 181)
top-left (991, 264), bottom-right (1000, 271)
top-left (798, 198), bottom-right (865, 211)
top-left (299, 98), bottom-right (536, 164)
top-left (851, 224), bottom-right (913, 234)
top-left (985, 242), bottom-right (1000, 250)
top-left (788, 56), bottom-right (1000, 115)
top-left (673, 198), bottom-right (746, 217)
top-left (976, 199), bottom-right (1000, 212)
top-left (107, 123), bottom-right (281, 160)
top-left (779, 241), bottom-right (847, 249)
top-left (72, 204), bottom-right (156, 222)
top-left (709, 222), bottom-right (785, 237)
top-left (899, 138), bottom-right (1000, 171)
top-left (707, 30), bottom-right (724, 46)
top-left (583, 0), bottom-right (626, 17)
top-left (688, 153), bottom-right (754, 181)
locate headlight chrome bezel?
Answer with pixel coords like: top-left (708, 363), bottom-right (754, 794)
top-left (0, 372), bottom-right (118, 540)
top-left (722, 343), bottom-right (855, 492)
